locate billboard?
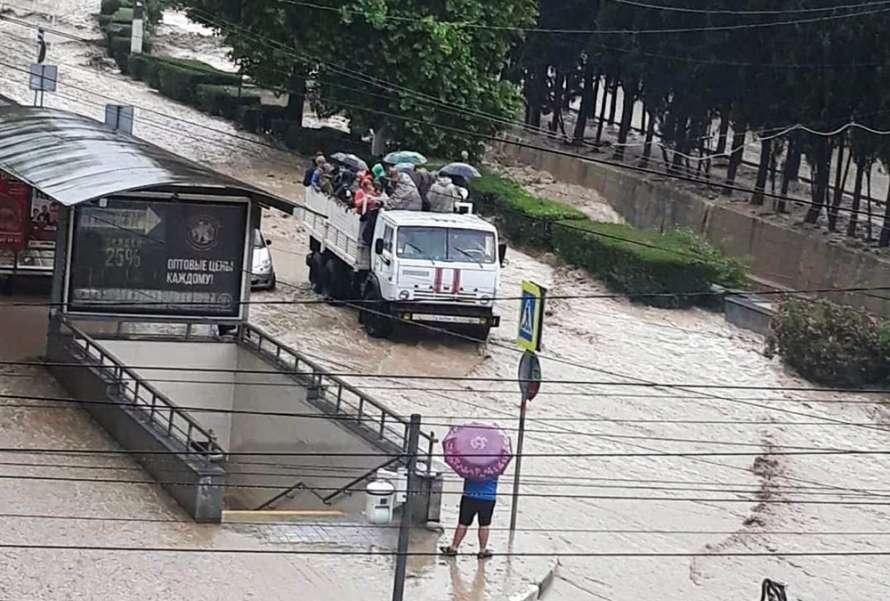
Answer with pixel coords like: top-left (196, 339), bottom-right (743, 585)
top-left (65, 196), bottom-right (249, 318)
top-left (0, 172), bottom-right (30, 251)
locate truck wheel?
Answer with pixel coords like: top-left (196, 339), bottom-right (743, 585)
top-left (323, 255), bottom-right (342, 301)
top-left (468, 325), bottom-right (491, 342)
top-left (309, 253), bottom-right (326, 294)
top-left (362, 286), bottom-right (394, 339)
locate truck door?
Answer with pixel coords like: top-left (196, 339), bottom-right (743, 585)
top-left (374, 224), bottom-right (396, 291)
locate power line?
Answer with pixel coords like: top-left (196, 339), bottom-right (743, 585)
top-left (610, 0), bottom-right (890, 16)
top-left (272, 0), bottom-right (890, 34)
top-left (4, 511), bottom-right (890, 536)
top-left (1, 542), bottom-right (889, 558)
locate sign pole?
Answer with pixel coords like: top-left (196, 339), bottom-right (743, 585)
top-left (509, 394), bottom-right (528, 532)
top-left (392, 413), bottom-right (421, 601)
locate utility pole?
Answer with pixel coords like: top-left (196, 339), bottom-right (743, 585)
top-left (392, 413), bottom-right (421, 601)
top-left (130, 1), bottom-right (144, 55)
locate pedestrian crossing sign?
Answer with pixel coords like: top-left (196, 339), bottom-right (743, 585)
top-left (516, 280), bottom-right (546, 352)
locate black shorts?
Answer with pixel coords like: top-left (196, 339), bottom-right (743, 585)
top-left (459, 495), bottom-right (496, 527)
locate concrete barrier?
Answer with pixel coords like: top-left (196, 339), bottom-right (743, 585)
top-left (493, 140), bottom-right (890, 318)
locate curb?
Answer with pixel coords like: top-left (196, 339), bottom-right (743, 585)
top-left (508, 559), bottom-right (559, 601)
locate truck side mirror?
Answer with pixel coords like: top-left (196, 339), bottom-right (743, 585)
top-left (374, 239), bottom-right (384, 255)
top-left (498, 242), bottom-right (507, 267)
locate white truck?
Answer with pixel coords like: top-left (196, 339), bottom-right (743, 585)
top-left (301, 186), bottom-right (502, 339)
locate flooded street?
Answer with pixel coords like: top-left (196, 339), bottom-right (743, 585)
top-left (2, 4), bottom-right (890, 600)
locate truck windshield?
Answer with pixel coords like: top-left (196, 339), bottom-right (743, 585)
top-left (396, 227), bottom-right (496, 263)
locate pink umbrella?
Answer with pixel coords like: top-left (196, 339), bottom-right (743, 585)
top-left (442, 422), bottom-right (513, 480)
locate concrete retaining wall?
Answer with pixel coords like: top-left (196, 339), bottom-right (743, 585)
top-left (46, 333), bottom-right (225, 522)
top-left (494, 141), bottom-right (890, 318)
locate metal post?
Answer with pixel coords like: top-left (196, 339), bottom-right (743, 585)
top-left (392, 413), bottom-right (421, 601)
top-left (509, 396), bottom-right (528, 532)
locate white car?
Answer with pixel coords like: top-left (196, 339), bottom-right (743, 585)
top-left (250, 229), bottom-right (276, 290)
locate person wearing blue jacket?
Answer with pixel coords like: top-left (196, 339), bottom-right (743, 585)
top-left (440, 476), bottom-right (498, 559)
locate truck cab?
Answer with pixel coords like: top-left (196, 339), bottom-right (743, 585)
top-left (365, 211), bottom-right (501, 338)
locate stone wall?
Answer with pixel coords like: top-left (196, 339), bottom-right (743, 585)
top-left (494, 140), bottom-right (890, 317)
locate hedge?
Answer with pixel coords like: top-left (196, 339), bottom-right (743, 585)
top-left (195, 84), bottom-right (260, 118)
top-left (129, 55), bottom-right (240, 102)
top-left (111, 7), bottom-right (134, 23)
top-left (553, 220), bottom-right (734, 308)
top-left (109, 36), bottom-right (132, 73)
top-left (469, 174), bottom-right (587, 247)
top-left (771, 298), bottom-right (888, 387)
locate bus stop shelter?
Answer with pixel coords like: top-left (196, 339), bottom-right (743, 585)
top-left (0, 106), bottom-right (297, 323)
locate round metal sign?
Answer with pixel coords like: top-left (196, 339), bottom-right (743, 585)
top-left (518, 351), bottom-right (542, 401)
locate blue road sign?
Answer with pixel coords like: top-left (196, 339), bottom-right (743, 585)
top-left (516, 280), bottom-right (546, 352)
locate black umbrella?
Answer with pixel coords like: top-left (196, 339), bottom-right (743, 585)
top-left (439, 162), bottom-right (481, 180)
top-left (330, 152), bottom-right (369, 172)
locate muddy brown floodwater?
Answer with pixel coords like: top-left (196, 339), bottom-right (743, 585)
top-left (2, 4), bottom-right (890, 600)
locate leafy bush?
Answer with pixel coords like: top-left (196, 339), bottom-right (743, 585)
top-left (195, 84), bottom-right (260, 118)
top-left (469, 174), bottom-right (587, 248)
top-left (155, 59), bottom-right (240, 103)
top-left (109, 36), bottom-right (132, 73)
top-left (111, 7), bottom-right (134, 23)
top-left (667, 228), bottom-right (748, 289)
top-left (771, 298), bottom-right (887, 387)
top-left (552, 220), bottom-right (726, 308)
top-left (100, 0), bottom-right (123, 15)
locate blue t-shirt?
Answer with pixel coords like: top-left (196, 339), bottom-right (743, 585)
top-left (463, 477), bottom-right (498, 501)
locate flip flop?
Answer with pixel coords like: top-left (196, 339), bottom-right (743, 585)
top-left (477, 548), bottom-right (493, 559)
top-left (439, 545), bottom-right (458, 557)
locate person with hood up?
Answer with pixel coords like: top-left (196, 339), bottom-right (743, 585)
top-left (385, 166), bottom-right (422, 211)
top-left (427, 174), bottom-right (462, 213)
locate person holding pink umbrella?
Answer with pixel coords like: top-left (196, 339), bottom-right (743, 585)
top-left (440, 476), bottom-right (498, 559)
top-left (438, 423), bottom-right (512, 559)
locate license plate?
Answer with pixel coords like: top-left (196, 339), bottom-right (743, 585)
top-left (412, 314), bottom-right (484, 324)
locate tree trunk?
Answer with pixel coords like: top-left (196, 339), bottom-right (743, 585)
top-left (828, 149), bottom-right (853, 231)
top-left (785, 132), bottom-right (803, 183)
top-left (866, 170), bottom-right (874, 241)
top-left (284, 66), bottom-right (307, 126)
top-left (641, 110), bottom-right (656, 168)
top-left (595, 76), bottom-right (611, 143)
top-left (608, 78), bottom-right (619, 125)
top-left (614, 79), bottom-right (636, 161)
top-left (804, 137), bottom-right (831, 224)
top-left (573, 64), bottom-right (595, 144)
top-left (640, 104), bottom-right (647, 136)
top-left (723, 124), bottom-right (748, 195)
top-left (550, 68), bottom-right (565, 133)
top-left (880, 178), bottom-right (890, 247)
top-left (715, 108), bottom-right (730, 155)
top-left (751, 138), bottom-right (772, 205)
top-left (590, 72), bottom-right (601, 119)
top-left (846, 156), bottom-right (866, 238)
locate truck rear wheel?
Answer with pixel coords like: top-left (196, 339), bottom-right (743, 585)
top-left (309, 253), bottom-right (326, 294)
top-left (361, 286), bottom-right (394, 339)
top-left (324, 255), bottom-right (347, 302)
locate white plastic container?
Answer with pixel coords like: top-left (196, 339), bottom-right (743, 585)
top-left (365, 479), bottom-right (395, 525)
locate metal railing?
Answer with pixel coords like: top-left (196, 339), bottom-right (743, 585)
top-left (237, 323), bottom-right (436, 467)
top-left (58, 319), bottom-right (224, 462)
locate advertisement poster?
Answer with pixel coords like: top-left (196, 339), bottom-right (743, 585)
top-left (0, 172), bottom-right (29, 251)
top-left (67, 197), bottom-right (247, 318)
top-left (27, 190), bottom-right (58, 248)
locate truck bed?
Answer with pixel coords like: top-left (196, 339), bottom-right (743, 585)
top-left (302, 187), bottom-right (371, 270)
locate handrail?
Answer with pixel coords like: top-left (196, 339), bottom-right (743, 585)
top-left (237, 323), bottom-right (435, 468)
top-left (321, 456), bottom-right (401, 505)
top-left (58, 319), bottom-right (223, 462)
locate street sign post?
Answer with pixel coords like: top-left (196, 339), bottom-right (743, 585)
top-left (510, 349), bottom-right (541, 532)
top-left (516, 280), bottom-right (546, 352)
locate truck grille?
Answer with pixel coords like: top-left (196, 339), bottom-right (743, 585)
top-left (412, 291), bottom-right (480, 303)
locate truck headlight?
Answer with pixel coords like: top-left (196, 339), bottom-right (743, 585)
top-left (398, 290), bottom-right (411, 301)
top-left (256, 258), bottom-right (272, 273)
top-left (479, 295), bottom-right (491, 305)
